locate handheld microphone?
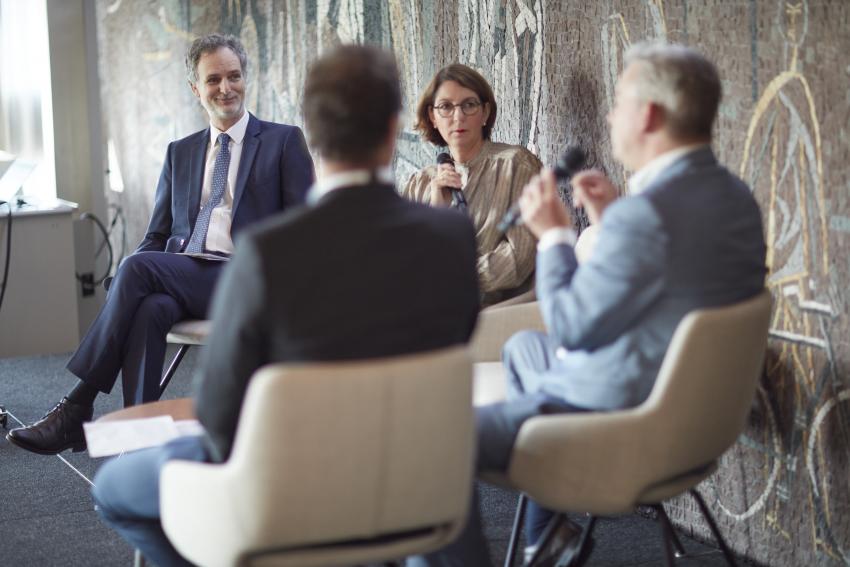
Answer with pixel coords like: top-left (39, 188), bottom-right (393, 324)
top-left (496, 146), bottom-right (586, 234)
top-left (437, 152), bottom-right (468, 212)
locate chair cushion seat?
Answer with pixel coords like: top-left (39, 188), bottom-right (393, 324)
top-left (166, 319), bottom-right (211, 345)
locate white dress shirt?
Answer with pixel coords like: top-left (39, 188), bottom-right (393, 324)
top-left (537, 226), bottom-right (578, 252)
top-left (306, 166), bottom-right (395, 203)
top-left (626, 143), bottom-right (707, 196)
top-left (200, 110), bottom-right (251, 255)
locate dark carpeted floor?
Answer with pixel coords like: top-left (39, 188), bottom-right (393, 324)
top-left (1, 350), bottom-right (734, 566)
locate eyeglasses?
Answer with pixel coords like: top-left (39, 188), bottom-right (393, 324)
top-left (432, 99), bottom-right (482, 118)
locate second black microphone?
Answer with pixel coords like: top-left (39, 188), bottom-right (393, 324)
top-left (496, 146), bottom-right (586, 234)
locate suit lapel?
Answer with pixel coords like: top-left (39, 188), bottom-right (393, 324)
top-left (233, 114), bottom-right (260, 215)
top-left (188, 129), bottom-right (209, 227)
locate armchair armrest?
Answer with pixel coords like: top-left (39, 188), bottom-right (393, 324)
top-left (469, 301), bottom-right (545, 363)
top-left (161, 460), bottom-right (243, 567)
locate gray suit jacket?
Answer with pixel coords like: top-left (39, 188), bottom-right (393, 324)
top-left (537, 147), bottom-right (766, 409)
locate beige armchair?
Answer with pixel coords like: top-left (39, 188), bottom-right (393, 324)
top-left (159, 346), bottom-right (475, 567)
top-left (499, 290), bottom-right (772, 566)
top-left (470, 301), bottom-right (545, 406)
top-left (469, 223), bottom-right (597, 405)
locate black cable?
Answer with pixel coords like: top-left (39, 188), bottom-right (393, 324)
top-left (114, 204), bottom-right (127, 271)
top-left (0, 202), bottom-right (12, 426)
top-left (0, 201), bottom-right (11, 317)
top-left (75, 211), bottom-right (113, 285)
top-left (94, 204), bottom-right (126, 272)
top-left (94, 211), bottom-right (116, 256)
top-left (119, 208), bottom-right (126, 269)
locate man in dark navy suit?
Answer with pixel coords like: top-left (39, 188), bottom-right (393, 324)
top-left (7, 33), bottom-right (314, 455)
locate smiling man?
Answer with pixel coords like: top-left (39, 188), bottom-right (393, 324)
top-left (7, 33), bottom-right (314, 455)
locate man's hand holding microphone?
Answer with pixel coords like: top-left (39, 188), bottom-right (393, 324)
top-left (518, 167), bottom-right (619, 240)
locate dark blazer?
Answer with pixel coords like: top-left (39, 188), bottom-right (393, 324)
top-left (194, 182), bottom-right (481, 461)
top-left (137, 113), bottom-right (314, 253)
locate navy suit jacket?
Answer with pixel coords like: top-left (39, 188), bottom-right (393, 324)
top-left (137, 113), bottom-right (314, 253)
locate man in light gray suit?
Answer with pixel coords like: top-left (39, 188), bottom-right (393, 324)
top-left (412, 42), bottom-right (766, 567)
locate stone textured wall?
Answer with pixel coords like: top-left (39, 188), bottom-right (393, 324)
top-left (95, 1), bottom-right (850, 564)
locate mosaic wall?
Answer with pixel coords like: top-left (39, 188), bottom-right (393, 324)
top-left (95, 1), bottom-right (850, 564)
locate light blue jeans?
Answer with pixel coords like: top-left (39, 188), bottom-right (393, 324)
top-left (409, 330), bottom-right (588, 566)
top-left (92, 435), bottom-right (210, 567)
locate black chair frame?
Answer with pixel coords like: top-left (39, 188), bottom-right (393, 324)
top-left (504, 490), bottom-right (738, 567)
top-left (158, 344), bottom-right (192, 395)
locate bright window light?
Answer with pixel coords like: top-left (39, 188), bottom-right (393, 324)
top-left (0, 0), bottom-right (55, 201)
top-left (107, 139), bottom-right (124, 193)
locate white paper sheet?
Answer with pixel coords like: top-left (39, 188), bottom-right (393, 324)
top-left (83, 416), bottom-right (203, 458)
top-left (175, 419), bottom-right (205, 437)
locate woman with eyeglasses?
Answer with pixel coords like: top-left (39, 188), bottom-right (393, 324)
top-left (403, 64), bottom-right (542, 307)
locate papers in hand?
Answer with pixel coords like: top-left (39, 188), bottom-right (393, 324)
top-left (83, 416), bottom-right (205, 458)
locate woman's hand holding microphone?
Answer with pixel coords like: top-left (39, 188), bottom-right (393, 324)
top-left (428, 164), bottom-right (463, 207)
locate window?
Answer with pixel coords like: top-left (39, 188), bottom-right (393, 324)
top-left (0, 0), bottom-right (54, 201)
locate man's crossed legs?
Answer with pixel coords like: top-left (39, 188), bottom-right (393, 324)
top-left (6, 252), bottom-right (223, 454)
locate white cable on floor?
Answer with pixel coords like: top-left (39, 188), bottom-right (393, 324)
top-left (3, 409), bottom-right (95, 487)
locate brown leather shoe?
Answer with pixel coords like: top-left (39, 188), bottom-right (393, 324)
top-left (6, 398), bottom-right (92, 454)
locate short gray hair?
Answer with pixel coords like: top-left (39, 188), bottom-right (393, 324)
top-left (185, 33), bottom-right (248, 84)
top-left (624, 42), bottom-right (721, 140)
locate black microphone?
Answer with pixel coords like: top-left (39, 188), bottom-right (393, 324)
top-left (497, 146), bottom-right (586, 234)
top-left (437, 152), bottom-right (467, 212)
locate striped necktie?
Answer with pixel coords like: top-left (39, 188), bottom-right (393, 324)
top-left (186, 133), bottom-right (231, 253)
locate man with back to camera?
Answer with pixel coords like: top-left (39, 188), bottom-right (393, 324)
top-left (7, 33), bottom-right (314, 455)
top-left (411, 42), bottom-right (767, 566)
top-left (89, 44), bottom-right (481, 565)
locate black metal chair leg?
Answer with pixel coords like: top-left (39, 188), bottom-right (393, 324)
top-left (159, 345), bottom-right (191, 395)
top-left (504, 493), bottom-right (527, 567)
top-left (652, 506), bottom-right (677, 567)
top-left (653, 504), bottom-right (686, 557)
top-left (526, 513), bottom-right (566, 566)
top-left (0, 405), bottom-right (7, 429)
top-left (564, 516), bottom-right (596, 567)
top-left (690, 489), bottom-right (738, 566)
